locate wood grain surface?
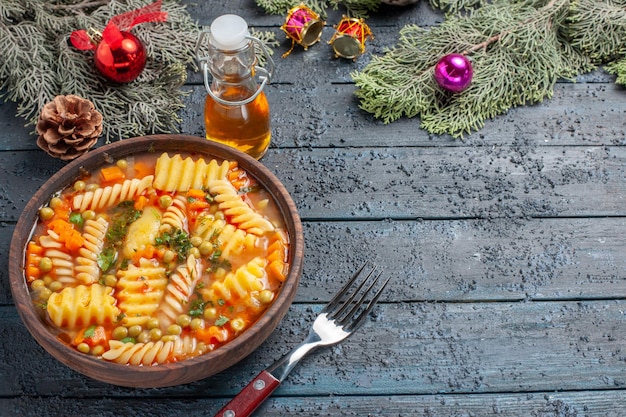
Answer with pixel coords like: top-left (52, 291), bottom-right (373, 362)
top-left (1, 0), bottom-right (625, 415)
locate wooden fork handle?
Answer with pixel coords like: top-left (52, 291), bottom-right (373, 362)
top-left (213, 370), bottom-right (280, 417)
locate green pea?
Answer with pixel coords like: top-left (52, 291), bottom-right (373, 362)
top-left (37, 288), bottom-right (52, 301)
top-left (91, 345), bottom-right (104, 356)
top-left (38, 257), bottom-right (53, 273)
top-left (199, 241), bottom-right (214, 256)
top-left (230, 318), bottom-right (245, 332)
top-left (137, 330), bottom-right (150, 344)
top-left (112, 326), bottom-right (129, 340)
top-left (158, 195), bottom-right (173, 208)
top-left (73, 180), bottom-right (86, 192)
top-left (162, 250), bottom-right (176, 263)
top-left (167, 324), bottom-right (182, 335)
top-left (77, 343), bottom-right (90, 354)
top-left (48, 281), bottom-right (63, 292)
top-left (190, 318), bottom-right (205, 331)
top-left (190, 236), bottom-right (203, 247)
top-left (176, 314), bottom-right (191, 328)
top-left (39, 207), bottom-right (55, 221)
top-left (189, 247), bottom-right (200, 259)
top-left (259, 289), bottom-right (274, 304)
top-left (146, 317), bottom-right (160, 329)
top-left (82, 210), bottom-right (96, 221)
top-left (149, 328), bottom-right (163, 341)
top-left (31, 279), bottom-right (46, 291)
top-left (116, 159), bottom-right (128, 170)
top-left (204, 307), bottom-right (217, 320)
top-left (128, 325), bottom-right (142, 338)
top-left (49, 197), bottom-right (63, 209)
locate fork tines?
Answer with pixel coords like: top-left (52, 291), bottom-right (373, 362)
top-left (324, 262), bottom-right (390, 332)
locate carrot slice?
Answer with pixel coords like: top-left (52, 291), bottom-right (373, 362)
top-left (100, 165), bottom-right (126, 184)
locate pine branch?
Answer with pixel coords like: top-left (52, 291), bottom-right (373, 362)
top-left (0, 0), bottom-right (199, 143)
top-left (605, 57), bottom-right (626, 86)
top-left (352, 0), bottom-right (593, 138)
top-left (565, 0), bottom-right (626, 63)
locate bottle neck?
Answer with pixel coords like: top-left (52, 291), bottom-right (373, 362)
top-left (208, 41), bottom-right (257, 84)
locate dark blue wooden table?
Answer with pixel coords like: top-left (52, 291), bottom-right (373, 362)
top-left (1, 1), bottom-right (625, 415)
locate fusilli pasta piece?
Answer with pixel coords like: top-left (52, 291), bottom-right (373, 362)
top-left (47, 284), bottom-right (120, 329)
top-left (116, 258), bottom-right (168, 327)
top-left (209, 257), bottom-right (268, 302)
top-left (191, 216), bottom-right (257, 260)
top-left (72, 176), bottom-right (154, 212)
top-left (159, 195), bottom-right (188, 233)
top-left (74, 217), bottom-right (109, 285)
top-left (39, 233), bottom-right (77, 286)
top-left (206, 179), bottom-right (275, 236)
top-left (156, 255), bottom-right (202, 328)
top-left (153, 153), bottom-right (230, 192)
top-left (102, 335), bottom-right (203, 365)
top-left (102, 340), bottom-right (174, 366)
top-left (203, 158), bottom-right (230, 186)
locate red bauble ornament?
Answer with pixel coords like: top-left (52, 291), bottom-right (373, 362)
top-left (69, 0), bottom-right (168, 83)
top-left (434, 53), bottom-right (473, 93)
top-left (94, 30), bottom-right (146, 83)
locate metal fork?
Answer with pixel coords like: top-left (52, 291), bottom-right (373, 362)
top-left (213, 262), bottom-right (389, 417)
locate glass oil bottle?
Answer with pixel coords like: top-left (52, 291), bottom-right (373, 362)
top-left (196, 15), bottom-right (275, 160)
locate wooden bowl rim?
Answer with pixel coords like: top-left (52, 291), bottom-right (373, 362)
top-left (9, 134), bottom-right (304, 388)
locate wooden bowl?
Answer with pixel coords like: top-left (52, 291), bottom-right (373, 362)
top-left (8, 134), bottom-right (304, 388)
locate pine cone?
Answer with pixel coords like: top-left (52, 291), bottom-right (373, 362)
top-left (36, 95), bottom-right (103, 160)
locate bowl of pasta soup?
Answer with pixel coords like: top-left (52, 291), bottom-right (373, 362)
top-left (9, 134), bottom-right (304, 387)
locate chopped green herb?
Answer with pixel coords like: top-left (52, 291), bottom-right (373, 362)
top-left (217, 299), bottom-right (225, 306)
top-left (69, 212), bottom-right (84, 228)
top-left (156, 228), bottom-right (192, 261)
top-left (97, 247), bottom-right (117, 272)
top-left (120, 337), bottom-right (136, 344)
top-left (83, 325), bottom-right (96, 339)
top-left (215, 316), bottom-right (229, 326)
top-left (189, 298), bottom-right (206, 317)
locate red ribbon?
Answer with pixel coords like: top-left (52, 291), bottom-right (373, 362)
top-left (70, 0), bottom-right (168, 50)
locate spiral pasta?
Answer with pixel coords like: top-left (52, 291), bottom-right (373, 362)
top-left (47, 284), bottom-right (120, 329)
top-left (152, 153), bottom-right (230, 192)
top-left (192, 216), bottom-right (257, 260)
top-left (102, 334), bottom-right (202, 365)
top-left (206, 179), bottom-right (275, 236)
top-left (75, 217), bottom-right (109, 285)
top-left (156, 255), bottom-right (202, 328)
top-left (72, 176), bottom-right (154, 212)
top-left (102, 340), bottom-right (174, 366)
top-left (159, 195), bottom-right (188, 233)
top-left (209, 257), bottom-right (268, 302)
top-left (116, 258), bottom-right (168, 327)
top-left (39, 233), bottom-right (77, 286)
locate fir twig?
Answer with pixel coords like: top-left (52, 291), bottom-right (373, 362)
top-left (352, 0), bottom-right (594, 138)
top-left (0, 0), bottom-right (199, 143)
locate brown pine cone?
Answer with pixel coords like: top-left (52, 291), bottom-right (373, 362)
top-left (36, 95), bottom-right (103, 161)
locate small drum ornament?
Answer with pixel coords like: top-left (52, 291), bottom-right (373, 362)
top-left (281, 4), bottom-right (325, 57)
top-left (329, 17), bottom-right (373, 60)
